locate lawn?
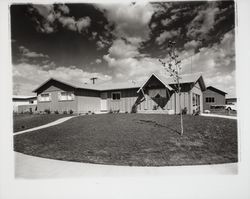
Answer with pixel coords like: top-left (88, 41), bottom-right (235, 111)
top-left (14, 114), bottom-right (238, 166)
top-left (13, 114), bottom-right (68, 132)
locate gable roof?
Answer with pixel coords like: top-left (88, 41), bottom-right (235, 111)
top-left (137, 73), bottom-right (174, 93)
top-left (33, 77), bottom-right (142, 93)
top-left (33, 73), bottom-right (206, 93)
top-left (207, 86), bottom-right (227, 95)
top-left (137, 73), bottom-right (206, 93)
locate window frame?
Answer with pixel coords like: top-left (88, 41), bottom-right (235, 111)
top-left (111, 92), bottom-right (121, 101)
top-left (39, 93), bottom-right (51, 102)
top-left (205, 97), bottom-right (215, 103)
top-left (59, 91), bottom-right (74, 101)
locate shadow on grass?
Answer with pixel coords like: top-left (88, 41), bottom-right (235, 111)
top-left (138, 119), bottom-right (181, 135)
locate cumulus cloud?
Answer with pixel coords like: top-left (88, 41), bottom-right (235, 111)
top-left (95, 58), bottom-right (102, 64)
top-left (184, 40), bottom-right (202, 50)
top-left (179, 30), bottom-right (235, 97)
top-left (76, 17), bottom-right (91, 33)
top-left (161, 14), bottom-right (178, 26)
top-left (107, 39), bottom-right (140, 59)
top-left (186, 5), bottom-right (219, 39)
top-left (19, 46), bottom-right (49, 58)
top-left (155, 29), bottom-right (180, 45)
top-left (30, 4), bottom-right (91, 34)
top-left (13, 63), bottom-right (112, 95)
top-left (96, 2), bottom-right (155, 45)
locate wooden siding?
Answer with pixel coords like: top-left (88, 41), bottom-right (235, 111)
top-left (37, 89), bottom-right (77, 113)
top-left (75, 89), bottom-right (101, 113)
top-left (36, 80), bottom-right (74, 94)
top-left (203, 88), bottom-right (226, 110)
top-left (191, 82), bottom-right (203, 114)
top-left (77, 96), bottom-right (101, 113)
top-left (105, 89), bottom-right (138, 113)
top-left (17, 104), bottom-right (37, 113)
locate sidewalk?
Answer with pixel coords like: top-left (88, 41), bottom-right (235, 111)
top-left (200, 113), bottom-right (237, 120)
top-left (14, 116), bottom-right (77, 135)
top-left (15, 152), bottom-right (238, 178)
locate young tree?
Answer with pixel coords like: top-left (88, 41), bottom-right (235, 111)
top-left (159, 41), bottom-right (183, 135)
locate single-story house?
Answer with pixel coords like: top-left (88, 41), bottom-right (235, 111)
top-left (33, 73), bottom-right (206, 115)
top-left (13, 95), bottom-right (37, 113)
top-left (202, 86), bottom-right (227, 111)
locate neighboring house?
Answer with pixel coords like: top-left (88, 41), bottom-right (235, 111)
top-left (33, 73), bottom-right (206, 115)
top-left (226, 98), bottom-right (237, 105)
top-left (13, 95), bottom-right (37, 113)
top-left (203, 86), bottom-right (227, 111)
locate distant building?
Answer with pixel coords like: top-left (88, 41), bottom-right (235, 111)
top-left (226, 98), bottom-right (237, 105)
top-left (13, 95), bottom-right (37, 113)
top-left (203, 86), bottom-right (227, 111)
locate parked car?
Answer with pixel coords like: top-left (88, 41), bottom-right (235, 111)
top-left (225, 104), bottom-right (237, 111)
top-left (210, 104), bottom-right (237, 111)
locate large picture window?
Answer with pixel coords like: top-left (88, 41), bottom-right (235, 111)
top-left (205, 97), bottom-right (215, 103)
top-left (39, 93), bottom-right (51, 102)
top-left (59, 91), bottom-right (74, 101)
top-left (111, 92), bottom-right (121, 100)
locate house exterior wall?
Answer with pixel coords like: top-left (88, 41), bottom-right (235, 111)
top-left (37, 85), bottom-right (77, 113)
top-left (105, 88), bottom-right (139, 113)
top-left (138, 89), bottom-right (176, 112)
top-left (17, 104), bottom-right (37, 113)
top-left (203, 89), bottom-right (226, 110)
top-left (191, 82), bottom-right (203, 114)
top-left (13, 99), bottom-right (37, 113)
top-left (75, 89), bottom-right (101, 113)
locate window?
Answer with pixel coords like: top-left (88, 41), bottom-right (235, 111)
top-left (39, 93), bottom-right (50, 102)
top-left (59, 92), bottom-right (74, 101)
top-left (193, 93), bottom-right (200, 106)
top-left (205, 97), bottom-right (215, 103)
top-left (111, 92), bottom-right (121, 100)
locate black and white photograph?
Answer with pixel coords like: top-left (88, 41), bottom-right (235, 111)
top-left (1, 0), bottom-right (250, 198)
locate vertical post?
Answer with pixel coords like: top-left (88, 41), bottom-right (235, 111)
top-left (176, 65), bottom-right (183, 136)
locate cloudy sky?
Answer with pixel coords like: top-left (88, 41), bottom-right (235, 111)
top-left (11, 1), bottom-right (235, 97)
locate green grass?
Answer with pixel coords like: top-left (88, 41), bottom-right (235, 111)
top-left (13, 114), bottom-right (68, 132)
top-left (14, 114), bottom-right (238, 166)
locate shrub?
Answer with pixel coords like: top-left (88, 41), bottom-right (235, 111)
top-left (63, 110), bottom-right (68, 114)
top-left (125, 111), bottom-right (128, 114)
top-left (182, 107), bottom-right (187, 115)
top-left (153, 105), bottom-right (158, 110)
top-left (69, 110), bottom-right (74, 114)
top-left (131, 104), bottom-right (137, 113)
top-left (108, 109), bottom-right (113, 114)
top-left (54, 110), bottom-right (59, 114)
top-left (44, 109), bottom-right (51, 114)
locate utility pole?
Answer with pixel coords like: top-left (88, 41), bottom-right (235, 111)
top-left (90, 77), bottom-right (98, 84)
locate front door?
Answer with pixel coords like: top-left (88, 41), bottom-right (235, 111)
top-left (100, 92), bottom-right (108, 111)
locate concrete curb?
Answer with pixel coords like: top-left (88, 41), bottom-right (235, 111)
top-left (14, 116), bottom-right (77, 135)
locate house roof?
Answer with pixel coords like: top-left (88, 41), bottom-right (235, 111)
top-left (137, 73), bottom-right (174, 93)
top-left (13, 95), bottom-right (37, 100)
top-left (33, 73), bottom-right (206, 93)
top-left (32, 77), bottom-right (142, 92)
top-left (207, 86), bottom-right (227, 95)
